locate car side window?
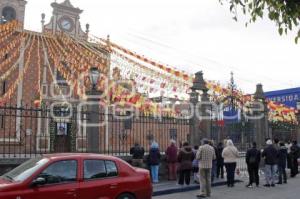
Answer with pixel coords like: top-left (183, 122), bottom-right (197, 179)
top-left (38, 160), bottom-right (77, 185)
top-left (84, 160), bottom-right (118, 180)
top-left (84, 160), bottom-right (106, 180)
top-left (105, 161), bottom-right (118, 177)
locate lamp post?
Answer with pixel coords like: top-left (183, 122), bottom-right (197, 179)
top-left (86, 67), bottom-right (101, 153)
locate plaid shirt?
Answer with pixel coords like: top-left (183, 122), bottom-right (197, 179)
top-left (196, 144), bottom-right (216, 169)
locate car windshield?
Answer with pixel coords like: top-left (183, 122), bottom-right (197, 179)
top-left (1, 157), bottom-right (49, 182)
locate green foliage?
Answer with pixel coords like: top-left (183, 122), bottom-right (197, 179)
top-left (220, 0), bottom-right (300, 43)
top-left (270, 121), bottom-right (297, 131)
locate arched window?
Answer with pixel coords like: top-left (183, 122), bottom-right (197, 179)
top-left (2, 6), bottom-right (16, 22)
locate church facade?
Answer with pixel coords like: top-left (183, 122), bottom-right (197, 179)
top-left (0, 0), bottom-right (189, 157)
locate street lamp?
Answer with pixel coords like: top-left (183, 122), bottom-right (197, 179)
top-left (89, 67), bottom-right (100, 90)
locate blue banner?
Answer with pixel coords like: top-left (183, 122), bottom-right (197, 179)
top-left (264, 87), bottom-right (300, 108)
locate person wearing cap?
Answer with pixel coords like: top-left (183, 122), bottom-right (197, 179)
top-left (262, 139), bottom-right (278, 187)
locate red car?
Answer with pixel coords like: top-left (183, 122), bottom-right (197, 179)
top-left (0, 153), bottom-right (152, 199)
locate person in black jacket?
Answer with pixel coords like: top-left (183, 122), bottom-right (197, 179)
top-left (246, 142), bottom-right (261, 188)
top-left (130, 142), bottom-right (145, 168)
top-left (277, 142), bottom-right (288, 184)
top-left (290, 141), bottom-right (300, 177)
top-left (262, 139), bottom-right (278, 187)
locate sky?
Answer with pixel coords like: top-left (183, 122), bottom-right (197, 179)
top-left (24, 0), bottom-right (300, 94)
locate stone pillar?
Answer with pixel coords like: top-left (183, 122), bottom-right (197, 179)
top-left (189, 90), bottom-right (200, 146)
top-left (200, 88), bottom-right (212, 140)
top-left (253, 84), bottom-right (269, 149)
top-left (189, 71), bottom-right (211, 146)
top-left (86, 90), bottom-right (101, 153)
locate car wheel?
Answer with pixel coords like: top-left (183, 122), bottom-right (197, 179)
top-left (117, 193), bottom-right (135, 199)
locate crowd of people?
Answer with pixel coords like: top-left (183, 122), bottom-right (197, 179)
top-left (129, 138), bottom-right (300, 198)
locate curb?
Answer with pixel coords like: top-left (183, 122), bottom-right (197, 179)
top-left (153, 180), bottom-right (243, 196)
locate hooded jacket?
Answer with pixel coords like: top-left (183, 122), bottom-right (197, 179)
top-left (178, 145), bottom-right (195, 170)
top-left (222, 140), bottom-right (239, 163)
top-left (278, 146), bottom-right (288, 168)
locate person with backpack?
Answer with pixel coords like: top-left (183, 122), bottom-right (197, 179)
top-left (165, 139), bottom-right (178, 181)
top-left (277, 142), bottom-right (288, 184)
top-left (130, 142), bottom-right (145, 168)
top-left (245, 142), bottom-right (261, 188)
top-left (147, 141), bottom-right (161, 183)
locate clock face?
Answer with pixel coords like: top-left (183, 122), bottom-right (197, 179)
top-left (58, 16), bottom-right (74, 32)
top-left (2, 6), bottom-right (16, 22)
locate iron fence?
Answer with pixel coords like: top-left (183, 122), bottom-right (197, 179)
top-left (0, 103), bottom-right (190, 158)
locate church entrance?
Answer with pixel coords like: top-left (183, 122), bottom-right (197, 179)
top-left (54, 122), bottom-right (71, 152)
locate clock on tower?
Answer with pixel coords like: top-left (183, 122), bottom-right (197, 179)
top-left (43, 0), bottom-right (87, 39)
top-left (58, 16), bottom-right (74, 32)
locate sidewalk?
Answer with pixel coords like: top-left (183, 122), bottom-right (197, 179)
top-left (153, 176), bottom-right (300, 199)
top-left (153, 178), bottom-right (242, 196)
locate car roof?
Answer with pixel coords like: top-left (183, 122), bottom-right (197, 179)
top-left (42, 153), bottom-right (120, 161)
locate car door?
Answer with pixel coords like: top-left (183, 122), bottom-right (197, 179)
top-left (78, 159), bottom-right (119, 199)
top-left (22, 160), bottom-right (79, 199)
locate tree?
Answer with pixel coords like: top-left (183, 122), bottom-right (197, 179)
top-left (220, 0), bottom-right (300, 43)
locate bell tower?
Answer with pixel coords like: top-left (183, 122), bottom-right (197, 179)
top-left (0, 0), bottom-right (27, 27)
top-left (43, 0), bottom-right (88, 39)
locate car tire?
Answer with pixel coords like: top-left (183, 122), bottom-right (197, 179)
top-left (117, 193), bottom-right (135, 199)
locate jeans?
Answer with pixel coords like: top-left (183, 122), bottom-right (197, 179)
top-left (178, 169), bottom-right (191, 185)
top-left (199, 168), bottom-right (212, 197)
top-left (168, 163), bottom-right (177, 180)
top-left (278, 165), bottom-right (287, 183)
top-left (224, 162), bottom-right (236, 186)
top-left (265, 164), bottom-right (276, 185)
top-left (150, 165), bottom-right (159, 183)
top-left (247, 164), bottom-right (259, 186)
